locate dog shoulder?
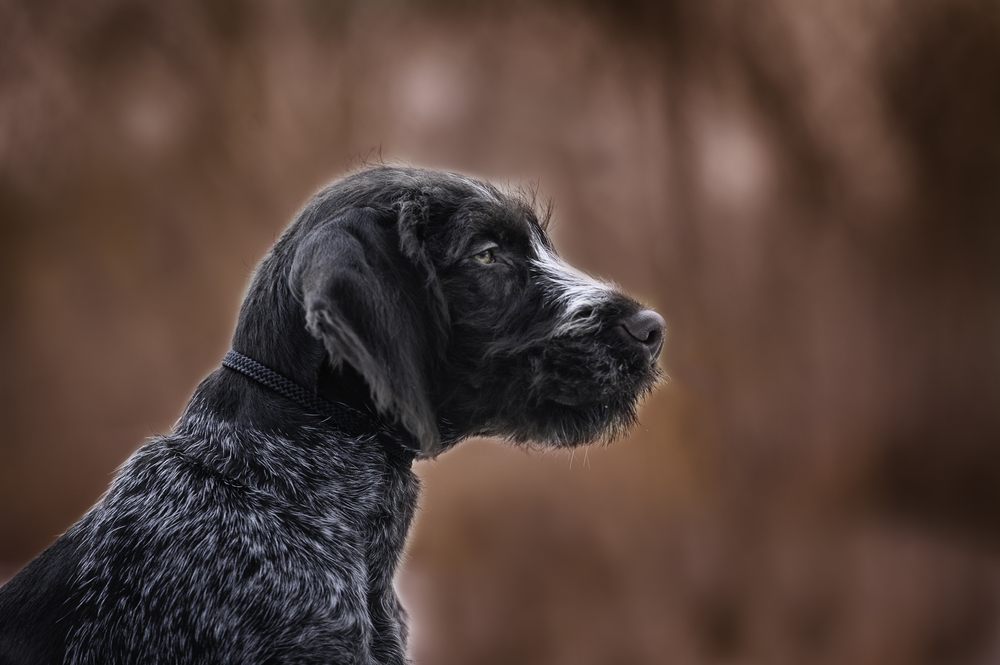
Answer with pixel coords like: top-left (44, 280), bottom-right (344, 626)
top-left (0, 529), bottom-right (85, 665)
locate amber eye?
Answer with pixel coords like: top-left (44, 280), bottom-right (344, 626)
top-left (473, 248), bottom-right (497, 265)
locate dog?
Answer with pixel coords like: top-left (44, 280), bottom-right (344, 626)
top-left (0, 165), bottom-right (665, 664)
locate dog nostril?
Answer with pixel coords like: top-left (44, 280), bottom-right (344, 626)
top-left (620, 309), bottom-right (666, 358)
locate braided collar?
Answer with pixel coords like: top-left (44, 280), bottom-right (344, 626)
top-left (222, 350), bottom-right (420, 460)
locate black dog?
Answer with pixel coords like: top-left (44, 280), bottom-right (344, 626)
top-left (0, 166), bottom-right (664, 664)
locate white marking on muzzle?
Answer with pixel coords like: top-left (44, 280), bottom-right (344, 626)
top-left (530, 234), bottom-right (619, 336)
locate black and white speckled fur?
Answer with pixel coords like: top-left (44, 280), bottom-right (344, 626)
top-left (0, 166), bottom-right (664, 664)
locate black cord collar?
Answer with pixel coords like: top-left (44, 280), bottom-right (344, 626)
top-left (222, 350), bottom-right (420, 459)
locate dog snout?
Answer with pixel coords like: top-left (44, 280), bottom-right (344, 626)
top-left (618, 309), bottom-right (665, 360)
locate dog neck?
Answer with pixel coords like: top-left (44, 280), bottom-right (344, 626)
top-left (178, 363), bottom-right (419, 467)
top-left (221, 350), bottom-right (416, 451)
top-left (169, 397), bottom-right (417, 519)
top-left (218, 251), bottom-right (419, 460)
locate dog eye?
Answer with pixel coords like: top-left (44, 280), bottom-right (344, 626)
top-left (473, 248), bottom-right (497, 265)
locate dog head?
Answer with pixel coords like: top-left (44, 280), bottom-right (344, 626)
top-left (279, 166), bottom-right (663, 457)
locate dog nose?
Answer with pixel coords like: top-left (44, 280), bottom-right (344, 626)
top-left (619, 309), bottom-right (665, 360)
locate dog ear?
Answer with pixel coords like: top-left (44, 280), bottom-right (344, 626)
top-left (291, 204), bottom-right (448, 455)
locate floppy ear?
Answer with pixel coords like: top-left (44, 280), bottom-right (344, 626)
top-left (290, 204), bottom-right (448, 455)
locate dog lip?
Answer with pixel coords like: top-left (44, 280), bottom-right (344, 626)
top-left (648, 336), bottom-right (664, 362)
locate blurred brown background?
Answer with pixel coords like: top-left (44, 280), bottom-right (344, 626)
top-left (2, 1), bottom-right (1000, 663)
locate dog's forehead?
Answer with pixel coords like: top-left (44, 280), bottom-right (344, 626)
top-left (453, 195), bottom-right (543, 247)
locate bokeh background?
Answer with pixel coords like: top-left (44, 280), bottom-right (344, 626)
top-left (2, 1), bottom-right (1000, 663)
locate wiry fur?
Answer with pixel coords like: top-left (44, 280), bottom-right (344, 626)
top-left (0, 165), bottom-right (663, 664)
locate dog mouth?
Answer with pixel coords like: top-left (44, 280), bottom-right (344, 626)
top-left (533, 336), bottom-right (663, 406)
top-left (463, 327), bottom-right (664, 447)
top-left (545, 370), bottom-right (660, 411)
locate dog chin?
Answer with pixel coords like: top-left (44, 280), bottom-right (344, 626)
top-left (512, 386), bottom-right (647, 448)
